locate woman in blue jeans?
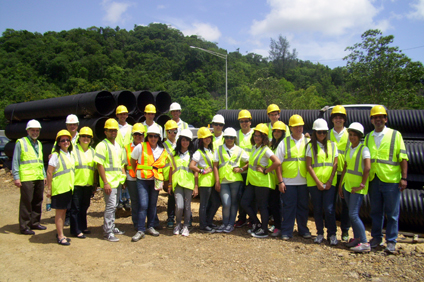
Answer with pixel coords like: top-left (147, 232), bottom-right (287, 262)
top-left (213, 127), bottom-right (249, 233)
top-left (339, 122), bottom-right (371, 253)
top-left (306, 119), bottom-right (338, 246)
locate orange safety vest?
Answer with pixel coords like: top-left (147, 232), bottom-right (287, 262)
top-left (125, 143), bottom-right (136, 178)
top-left (136, 142), bottom-right (168, 180)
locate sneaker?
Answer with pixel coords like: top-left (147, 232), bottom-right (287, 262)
top-left (215, 224), bottom-right (226, 233)
top-left (199, 226), bottom-right (216, 234)
top-left (146, 227), bottom-right (159, 237)
top-left (234, 219), bottom-right (247, 228)
top-left (281, 235), bottom-right (290, 240)
top-left (351, 243), bottom-right (371, 253)
top-left (173, 224), bottom-right (181, 235)
top-left (251, 228), bottom-right (268, 238)
top-left (330, 235), bottom-right (338, 246)
top-left (223, 225), bottom-right (235, 233)
top-left (124, 202), bottom-right (131, 210)
top-left (342, 231), bottom-right (349, 242)
top-left (346, 238), bottom-right (361, 248)
top-left (270, 228), bottom-right (281, 237)
top-left (113, 227), bottom-right (125, 235)
top-left (247, 223), bottom-right (259, 234)
top-left (268, 225), bottom-right (275, 233)
top-left (208, 223), bottom-right (218, 229)
top-left (301, 232), bottom-right (312, 239)
top-left (167, 219), bottom-right (174, 229)
top-left (385, 242), bottom-right (396, 253)
top-left (132, 231), bottom-right (145, 242)
top-left (314, 234), bottom-right (324, 244)
top-left (181, 226), bottom-right (190, 237)
top-left (104, 233), bottom-right (119, 242)
top-left (369, 237), bottom-right (383, 248)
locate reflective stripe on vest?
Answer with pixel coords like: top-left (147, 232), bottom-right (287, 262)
top-left (217, 145), bottom-right (243, 182)
top-left (346, 145), bottom-right (364, 177)
top-left (75, 145), bottom-right (95, 171)
top-left (125, 143), bottom-right (136, 178)
top-left (171, 154), bottom-right (194, 190)
top-left (101, 140), bottom-right (122, 172)
top-left (246, 145), bottom-right (274, 189)
top-left (310, 142), bottom-right (336, 168)
top-left (73, 144), bottom-right (95, 186)
top-left (52, 151), bottom-right (75, 196)
top-left (306, 141), bottom-right (336, 187)
top-left (218, 146), bottom-right (242, 168)
top-left (237, 129), bottom-right (253, 154)
top-left (366, 129), bottom-right (400, 166)
top-left (248, 146), bottom-right (267, 171)
top-left (282, 136), bottom-right (307, 178)
top-left (17, 137), bottom-right (44, 181)
top-left (330, 129), bottom-right (350, 173)
top-left (135, 142), bottom-right (168, 180)
top-left (197, 149), bottom-right (215, 187)
top-left (343, 144), bottom-right (369, 195)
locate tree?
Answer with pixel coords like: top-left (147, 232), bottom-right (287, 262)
top-left (269, 35), bottom-right (297, 78)
top-left (344, 29), bottom-right (424, 109)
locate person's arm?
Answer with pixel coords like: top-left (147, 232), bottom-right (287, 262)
top-left (338, 163), bottom-right (347, 199)
top-left (213, 161), bottom-right (220, 192)
top-left (399, 159), bottom-right (408, 192)
top-left (12, 141), bottom-right (22, 187)
top-left (168, 166), bottom-right (173, 195)
top-left (97, 163), bottom-right (111, 195)
top-left (325, 156), bottom-right (338, 190)
top-left (46, 165), bottom-right (55, 198)
top-left (352, 158), bottom-right (371, 194)
top-left (190, 160), bottom-right (200, 194)
top-left (264, 155), bottom-right (281, 174)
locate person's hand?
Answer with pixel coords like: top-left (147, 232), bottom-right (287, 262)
top-left (215, 182), bottom-right (221, 193)
top-left (256, 166), bottom-right (265, 173)
top-left (46, 189), bottom-right (52, 198)
top-left (104, 183), bottom-right (112, 195)
top-left (193, 185), bottom-right (198, 198)
top-left (14, 179), bottom-right (22, 188)
top-left (278, 182), bottom-right (286, 193)
top-left (325, 180), bottom-right (332, 190)
top-left (399, 179), bottom-right (407, 192)
top-left (167, 183), bottom-right (173, 195)
top-left (316, 181), bottom-right (325, 191)
top-left (44, 178), bottom-right (47, 186)
top-left (338, 186), bottom-right (344, 199)
top-left (204, 167), bottom-right (213, 174)
top-left (233, 167), bottom-right (242, 173)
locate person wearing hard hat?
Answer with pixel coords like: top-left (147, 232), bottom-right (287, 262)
top-left (267, 104), bottom-right (281, 141)
top-left (329, 105), bottom-right (351, 242)
top-left (12, 119), bottom-right (47, 235)
top-left (130, 124), bottom-right (169, 241)
top-left (168, 129), bottom-right (196, 237)
top-left (69, 127), bottom-right (97, 239)
top-left (211, 114), bottom-right (225, 150)
top-left (66, 114), bottom-right (80, 145)
top-left (46, 130), bottom-right (75, 245)
top-left (123, 123), bottom-right (144, 230)
top-left (268, 121), bottom-right (287, 237)
top-left (306, 119), bottom-right (339, 246)
top-left (276, 114), bottom-right (312, 240)
top-left (168, 102), bottom-right (188, 139)
top-left (234, 110), bottom-right (253, 228)
top-left (365, 105), bottom-right (408, 253)
top-left (241, 124), bottom-right (281, 238)
top-left (94, 118), bottom-right (127, 242)
top-left (163, 120), bottom-right (179, 229)
top-left (143, 104), bottom-right (163, 140)
top-left (213, 127), bottom-right (249, 233)
top-left (189, 127), bottom-right (219, 233)
top-left (338, 122), bottom-right (372, 253)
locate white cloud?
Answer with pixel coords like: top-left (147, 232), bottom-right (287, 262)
top-left (102, 0), bottom-right (133, 24)
top-left (250, 0), bottom-right (380, 37)
top-left (408, 0), bottom-right (424, 19)
top-left (181, 22), bottom-right (222, 41)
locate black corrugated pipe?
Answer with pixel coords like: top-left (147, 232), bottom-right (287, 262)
top-left (4, 91), bottom-right (115, 121)
top-left (134, 90), bottom-right (154, 113)
top-left (137, 115), bottom-right (146, 123)
top-left (155, 114), bottom-right (171, 128)
top-left (126, 116), bottom-right (136, 125)
top-left (405, 140), bottom-right (424, 176)
top-left (5, 117), bottom-right (108, 143)
top-left (152, 91), bottom-right (171, 114)
top-left (5, 141), bottom-right (54, 164)
top-left (111, 90), bottom-right (136, 115)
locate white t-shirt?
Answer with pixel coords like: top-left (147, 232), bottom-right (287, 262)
top-left (48, 150), bottom-right (72, 173)
top-left (213, 144), bottom-right (249, 184)
top-left (331, 127), bottom-right (346, 142)
top-left (251, 145), bottom-right (274, 167)
top-left (175, 150), bottom-right (191, 163)
top-left (371, 126), bottom-right (389, 149)
top-left (143, 121), bottom-right (164, 139)
top-left (119, 122), bottom-right (131, 138)
top-left (306, 142), bottom-right (339, 158)
top-left (348, 143), bottom-right (371, 160)
top-left (193, 148), bottom-right (214, 168)
top-left (275, 134), bottom-right (307, 185)
top-left (131, 142), bottom-right (165, 180)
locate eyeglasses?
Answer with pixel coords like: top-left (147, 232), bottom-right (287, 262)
top-left (212, 123), bottom-right (224, 127)
top-left (316, 131), bottom-right (327, 135)
top-left (224, 136), bottom-right (235, 140)
top-left (60, 139), bottom-right (70, 143)
top-left (168, 130), bottom-right (178, 134)
top-left (80, 135), bottom-right (91, 138)
top-left (239, 120), bottom-right (250, 123)
top-left (148, 134), bottom-right (160, 139)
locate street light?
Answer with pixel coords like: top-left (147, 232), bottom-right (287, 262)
top-left (190, 46), bottom-right (228, 109)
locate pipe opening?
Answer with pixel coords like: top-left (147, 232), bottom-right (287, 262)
top-left (152, 91), bottom-right (171, 113)
top-left (94, 91), bottom-right (116, 116)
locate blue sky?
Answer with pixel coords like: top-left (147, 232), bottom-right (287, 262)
top-left (0, 0), bottom-right (423, 69)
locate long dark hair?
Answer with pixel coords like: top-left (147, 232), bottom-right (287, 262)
top-left (53, 136), bottom-right (73, 154)
top-left (308, 130), bottom-right (329, 158)
top-left (270, 130), bottom-right (285, 151)
top-left (198, 137), bottom-right (213, 153)
top-left (174, 136), bottom-right (194, 158)
top-left (145, 135), bottom-right (164, 148)
top-left (250, 131), bottom-right (269, 147)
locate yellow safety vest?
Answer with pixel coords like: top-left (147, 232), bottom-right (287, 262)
top-left (343, 145), bottom-right (369, 195)
top-left (330, 129), bottom-right (350, 173)
top-left (51, 151), bottom-right (75, 196)
top-left (170, 153), bottom-right (194, 191)
top-left (365, 128), bottom-right (408, 183)
top-left (282, 136), bottom-right (308, 178)
top-left (306, 141), bottom-right (337, 187)
top-left (246, 145), bottom-right (274, 189)
top-left (267, 123), bottom-right (273, 140)
top-left (73, 144), bottom-right (95, 186)
top-left (197, 149), bottom-right (215, 187)
top-left (116, 125), bottom-right (133, 148)
top-left (17, 137), bottom-right (44, 182)
top-left (162, 140), bottom-right (174, 181)
top-left (212, 134), bottom-right (225, 151)
top-left (94, 139), bottom-right (125, 188)
top-left (217, 145), bottom-right (244, 183)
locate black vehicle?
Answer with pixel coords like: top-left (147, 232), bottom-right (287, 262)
top-left (0, 136), bottom-right (10, 162)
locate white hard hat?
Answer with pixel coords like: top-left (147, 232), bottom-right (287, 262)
top-left (169, 102), bottom-right (182, 112)
top-left (223, 127), bottom-right (237, 138)
top-left (312, 118), bottom-right (329, 131)
top-left (179, 128), bottom-right (193, 140)
top-left (211, 114), bottom-right (225, 124)
top-left (66, 114), bottom-right (79, 124)
top-left (26, 119), bottom-right (42, 130)
top-left (147, 124), bottom-right (161, 135)
top-left (347, 122), bottom-right (364, 137)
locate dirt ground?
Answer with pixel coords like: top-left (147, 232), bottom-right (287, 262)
top-left (0, 170), bottom-right (423, 282)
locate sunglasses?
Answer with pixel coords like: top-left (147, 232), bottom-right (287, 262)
top-left (80, 135), bottom-right (91, 138)
top-left (60, 139), bottom-right (70, 143)
top-left (224, 136), bottom-right (235, 140)
top-left (316, 131), bottom-right (327, 135)
top-left (168, 130), bottom-right (178, 134)
top-left (148, 134), bottom-right (160, 139)
top-left (212, 123), bottom-right (224, 127)
top-left (133, 133), bottom-right (143, 136)
top-left (239, 120), bottom-right (250, 123)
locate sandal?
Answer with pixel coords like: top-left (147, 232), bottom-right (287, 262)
top-left (58, 237), bottom-right (70, 246)
top-left (56, 234), bottom-right (71, 242)
top-left (76, 233), bottom-right (86, 239)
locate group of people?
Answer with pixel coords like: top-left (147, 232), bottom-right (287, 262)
top-left (13, 102), bottom-right (408, 254)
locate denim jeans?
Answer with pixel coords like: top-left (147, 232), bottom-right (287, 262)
top-left (343, 188), bottom-right (367, 243)
top-left (118, 185), bottom-right (130, 204)
top-left (103, 187), bottom-right (119, 234)
top-left (199, 186), bottom-right (221, 229)
top-left (280, 185), bottom-right (310, 237)
top-left (167, 192), bottom-right (175, 221)
top-left (309, 185), bottom-right (337, 237)
top-left (369, 176), bottom-right (401, 243)
top-left (220, 182), bottom-right (241, 226)
top-left (126, 180), bottom-right (139, 229)
top-left (268, 187), bottom-right (282, 230)
top-left (241, 185), bottom-right (270, 229)
top-left (334, 176), bottom-right (351, 233)
top-left (70, 185), bottom-right (92, 235)
top-left (237, 174), bottom-right (248, 221)
top-left (136, 179), bottom-right (159, 232)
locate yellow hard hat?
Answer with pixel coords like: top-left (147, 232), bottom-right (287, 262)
top-left (238, 110), bottom-right (252, 120)
top-left (132, 123), bottom-right (145, 134)
top-left (144, 104), bottom-right (156, 114)
top-left (331, 105), bottom-right (347, 116)
top-left (56, 129), bottom-right (72, 140)
top-left (272, 121), bottom-right (286, 131)
top-left (370, 105), bottom-right (387, 117)
top-left (164, 120), bottom-right (178, 131)
top-left (197, 127), bottom-right (213, 139)
top-left (79, 127), bottom-right (93, 137)
top-left (104, 118), bottom-right (119, 130)
top-left (267, 104), bottom-right (281, 114)
top-left (254, 123), bottom-right (269, 135)
top-left (116, 105), bottom-right (128, 115)
top-left (289, 114), bottom-right (305, 127)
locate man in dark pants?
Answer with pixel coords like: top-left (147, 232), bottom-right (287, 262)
top-left (12, 119), bottom-right (47, 235)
